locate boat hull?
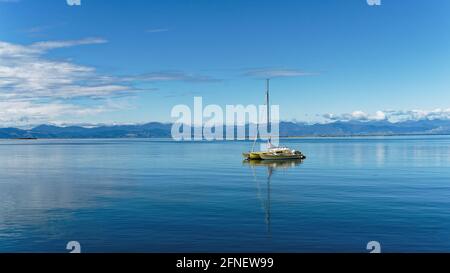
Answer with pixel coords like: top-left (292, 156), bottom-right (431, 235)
top-left (259, 153), bottom-right (305, 160)
top-left (243, 152), bottom-right (264, 160)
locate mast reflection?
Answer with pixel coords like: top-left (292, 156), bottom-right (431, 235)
top-left (242, 159), bottom-right (303, 235)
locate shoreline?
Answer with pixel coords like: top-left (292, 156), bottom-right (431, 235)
top-left (2, 133), bottom-right (450, 141)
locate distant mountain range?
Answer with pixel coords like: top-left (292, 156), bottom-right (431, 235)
top-left (1, 119), bottom-right (450, 139)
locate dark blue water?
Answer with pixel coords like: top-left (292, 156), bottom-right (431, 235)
top-left (1, 136), bottom-right (450, 253)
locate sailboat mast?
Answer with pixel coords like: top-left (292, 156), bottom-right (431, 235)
top-left (266, 79), bottom-right (271, 143)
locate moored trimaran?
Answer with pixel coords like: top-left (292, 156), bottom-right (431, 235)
top-left (243, 79), bottom-right (306, 161)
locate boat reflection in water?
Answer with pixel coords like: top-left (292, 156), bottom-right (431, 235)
top-left (243, 159), bottom-right (303, 169)
top-left (242, 159), bottom-right (304, 235)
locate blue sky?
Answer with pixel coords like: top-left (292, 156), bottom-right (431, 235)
top-left (0, 0), bottom-right (449, 126)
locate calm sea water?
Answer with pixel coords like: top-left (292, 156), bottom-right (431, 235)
top-left (1, 136), bottom-right (450, 253)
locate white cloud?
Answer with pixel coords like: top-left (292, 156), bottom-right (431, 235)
top-left (0, 101), bottom-right (107, 127)
top-left (0, 38), bottom-right (219, 127)
top-left (384, 109), bottom-right (450, 121)
top-left (31, 38), bottom-right (107, 51)
top-left (0, 38), bottom-right (219, 101)
top-left (0, 38), bottom-right (136, 126)
top-left (323, 109), bottom-right (450, 122)
top-left (130, 71), bottom-right (220, 83)
top-left (244, 68), bottom-right (318, 78)
top-left (146, 28), bottom-right (169, 33)
top-left (0, 38), bottom-right (132, 100)
top-left (372, 110), bottom-right (387, 121)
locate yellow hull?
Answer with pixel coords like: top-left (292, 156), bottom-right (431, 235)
top-left (244, 151), bottom-right (306, 161)
top-left (259, 153), bottom-right (303, 160)
top-left (243, 152), bottom-right (265, 160)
